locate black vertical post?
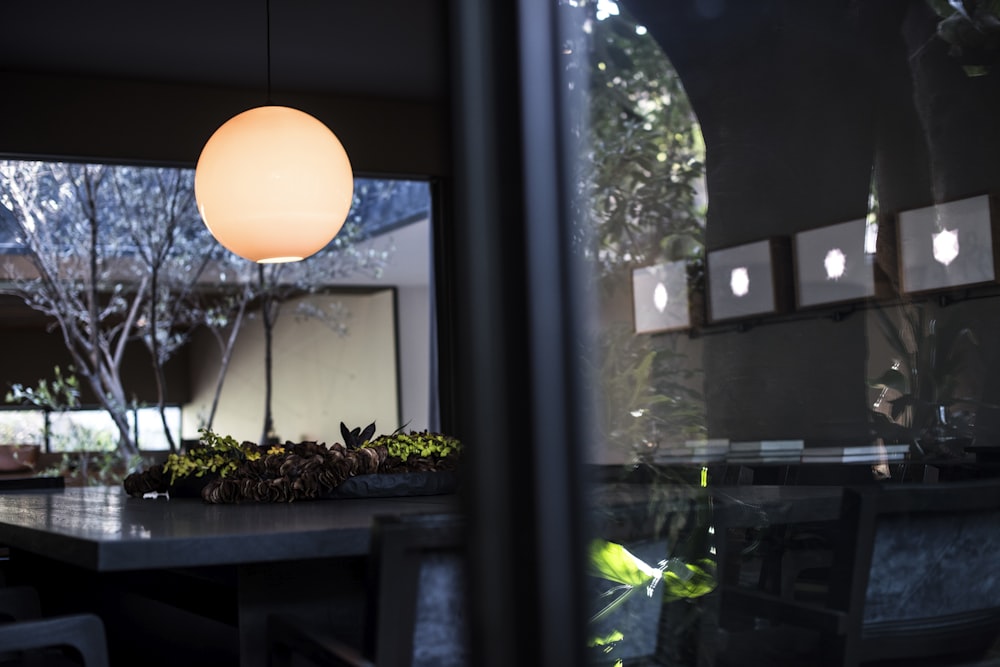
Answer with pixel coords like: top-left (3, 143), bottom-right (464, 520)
top-left (448, 1), bottom-right (591, 666)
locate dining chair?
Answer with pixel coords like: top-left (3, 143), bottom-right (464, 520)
top-left (267, 511), bottom-right (468, 667)
top-left (0, 585), bottom-right (110, 667)
top-left (716, 477), bottom-right (1000, 666)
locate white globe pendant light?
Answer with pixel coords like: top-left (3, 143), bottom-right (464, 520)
top-left (195, 105), bottom-right (354, 263)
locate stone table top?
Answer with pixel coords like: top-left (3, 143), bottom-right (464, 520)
top-left (0, 484), bottom-right (458, 571)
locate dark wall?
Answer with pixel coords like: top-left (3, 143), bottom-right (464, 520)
top-left (624, 0), bottom-right (1000, 444)
top-left (0, 327), bottom-right (190, 406)
top-left (0, 71), bottom-right (449, 177)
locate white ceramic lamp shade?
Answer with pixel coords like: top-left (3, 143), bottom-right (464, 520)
top-left (195, 106), bottom-right (354, 263)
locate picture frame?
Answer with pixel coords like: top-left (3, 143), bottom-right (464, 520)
top-left (707, 238), bottom-right (790, 323)
top-left (631, 260), bottom-right (691, 334)
top-left (897, 194), bottom-right (999, 295)
top-left (793, 217), bottom-right (892, 308)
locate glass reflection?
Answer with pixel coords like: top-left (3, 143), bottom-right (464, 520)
top-left (564, 0), bottom-right (1000, 664)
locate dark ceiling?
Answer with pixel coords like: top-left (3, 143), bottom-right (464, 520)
top-left (0, 0), bottom-right (447, 101)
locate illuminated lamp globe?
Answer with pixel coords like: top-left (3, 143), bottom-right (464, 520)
top-left (195, 106), bottom-right (354, 263)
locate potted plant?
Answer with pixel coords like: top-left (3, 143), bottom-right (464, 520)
top-left (868, 302), bottom-right (986, 460)
top-left (123, 423), bottom-right (463, 503)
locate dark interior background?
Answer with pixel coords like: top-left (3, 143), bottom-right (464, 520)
top-left (624, 0), bottom-right (1000, 445)
top-left (0, 0), bottom-right (450, 175)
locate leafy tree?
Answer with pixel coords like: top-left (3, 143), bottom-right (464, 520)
top-left (0, 160), bottom-right (405, 456)
top-left (562, 0), bottom-right (708, 456)
top-left (0, 161), bottom-right (210, 456)
top-left (565, 0), bottom-right (706, 288)
top-left (108, 166), bottom-right (233, 450)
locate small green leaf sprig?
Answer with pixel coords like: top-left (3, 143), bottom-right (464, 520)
top-left (365, 430), bottom-right (463, 460)
top-left (163, 428), bottom-right (263, 485)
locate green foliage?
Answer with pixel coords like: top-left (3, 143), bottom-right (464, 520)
top-left (161, 426), bottom-right (464, 488)
top-left (5, 365), bottom-right (140, 485)
top-left (590, 539), bottom-right (660, 588)
top-left (566, 0), bottom-right (706, 286)
top-left (587, 536), bottom-right (716, 662)
top-left (868, 303), bottom-right (983, 445)
top-left (5, 365), bottom-right (80, 412)
top-left (589, 538), bottom-right (716, 606)
top-left (562, 0), bottom-right (708, 459)
top-left (927, 0), bottom-right (1000, 75)
top-left (661, 558), bottom-right (716, 602)
top-left (588, 630), bottom-right (625, 666)
top-left (163, 428), bottom-right (260, 484)
top-left (342, 421), bottom-right (463, 460)
top-left (366, 430), bottom-right (463, 460)
top-left (588, 630), bottom-right (625, 647)
top-left (597, 323), bottom-right (705, 458)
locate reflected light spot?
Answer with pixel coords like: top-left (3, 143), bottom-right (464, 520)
top-left (635, 24), bottom-right (647, 35)
top-left (730, 267), bottom-right (750, 297)
top-left (933, 229), bottom-right (959, 266)
top-left (824, 248), bottom-right (846, 280)
top-left (596, 0), bottom-right (620, 20)
top-left (865, 220), bottom-right (878, 255)
top-left (128, 524), bottom-right (152, 538)
top-left (653, 282), bottom-right (669, 312)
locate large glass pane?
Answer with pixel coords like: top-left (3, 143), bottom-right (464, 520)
top-left (48, 409), bottom-right (119, 452)
top-left (0, 161), bottom-right (435, 456)
top-left (0, 409), bottom-right (44, 446)
top-left (133, 406), bottom-right (181, 451)
top-left (562, 1), bottom-right (1000, 664)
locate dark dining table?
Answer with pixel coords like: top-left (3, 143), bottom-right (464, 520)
top-left (0, 485), bottom-right (459, 667)
top-left (0, 482), bottom-right (846, 666)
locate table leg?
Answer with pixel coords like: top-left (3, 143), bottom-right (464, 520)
top-left (237, 556), bottom-right (367, 667)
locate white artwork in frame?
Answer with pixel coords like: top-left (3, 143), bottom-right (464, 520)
top-left (794, 217), bottom-right (878, 308)
top-left (632, 261), bottom-right (691, 334)
top-left (707, 239), bottom-right (781, 322)
top-left (898, 194), bottom-right (997, 294)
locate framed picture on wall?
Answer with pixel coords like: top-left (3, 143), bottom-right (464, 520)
top-left (897, 194), bottom-right (999, 294)
top-left (707, 239), bottom-right (790, 323)
top-left (631, 260), bottom-right (691, 334)
top-left (793, 217), bottom-right (890, 308)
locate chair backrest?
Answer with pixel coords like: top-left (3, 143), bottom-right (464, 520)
top-left (365, 512), bottom-right (468, 667)
top-left (834, 478), bottom-right (1000, 665)
top-left (0, 614), bottom-right (110, 666)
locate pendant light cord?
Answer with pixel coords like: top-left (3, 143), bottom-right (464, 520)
top-left (265, 0), bottom-right (272, 104)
